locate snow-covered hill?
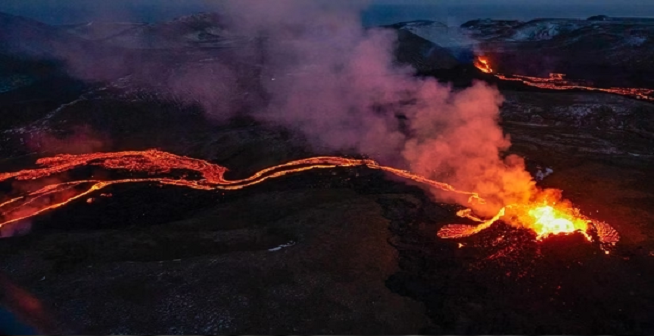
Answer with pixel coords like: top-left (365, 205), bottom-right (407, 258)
top-left (505, 19), bottom-right (588, 41)
top-left (61, 21), bottom-right (146, 41)
top-left (461, 18), bottom-right (590, 42)
top-left (64, 12), bottom-right (239, 49)
top-left (389, 20), bottom-right (475, 48)
top-left (0, 11), bottom-right (92, 57)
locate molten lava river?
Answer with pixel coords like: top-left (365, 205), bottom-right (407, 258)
top-left (0, 150), bottom-right (619, 250)
top-left (474, 57), bottom-right (654, 101)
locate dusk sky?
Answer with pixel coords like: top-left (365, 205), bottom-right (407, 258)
top-left (0, 0), bottom-right (653, 26)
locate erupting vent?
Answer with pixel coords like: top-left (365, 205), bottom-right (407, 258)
top-left (474, 57), bottom-right (493, 74)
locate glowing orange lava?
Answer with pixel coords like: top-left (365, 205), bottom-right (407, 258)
top-left (0, 149), bottom-right (619, 250)
top-left (0, 150), bottom-right (478, 229)
top-left (474, 57), bottom-right (654, 101)
top-left (474, 57), bottom-right (493, 74)
top-left (527, 205), bottom-right (588, 239)
top-left (438, 199), bottom-right (620, 250)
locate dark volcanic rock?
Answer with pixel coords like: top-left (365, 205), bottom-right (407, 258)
top-left (500, 90), bottom-right (654, 158)
top-left (0, 187), bottom-right (428, 334)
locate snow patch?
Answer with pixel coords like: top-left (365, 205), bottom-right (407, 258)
top-left (535, 167), bottom-right (554, 181)
top-left (506, 20), bottom-right (586, 42)
top-left (268, 241), bottom-right (296, 252)
top-left (397, 21), bottom-right (475, 48)
top-left (625, 36), bottom-right (647, 46)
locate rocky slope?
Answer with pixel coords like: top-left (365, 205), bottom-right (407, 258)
top-left (501, 90), bottom-right (654, 158)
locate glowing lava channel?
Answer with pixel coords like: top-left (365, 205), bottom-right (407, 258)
top-left (0, 150), bottom-right (479, 229)
top-left (0, 149), bottom-right (618, 248)
top-left (474, 57), bottom-right (654, 101)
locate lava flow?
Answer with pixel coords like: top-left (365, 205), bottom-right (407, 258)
top-left (0, 149), bottom-right (618, 250)
top-left (474, 57), bottom-right (654, 101)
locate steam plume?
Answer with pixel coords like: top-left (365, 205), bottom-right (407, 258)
top-left (9, 0), bottom-right (537, 214)
top-left (212, 0), bottom-right (535, 213)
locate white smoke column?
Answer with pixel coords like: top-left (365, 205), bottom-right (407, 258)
top-left (216, 0), bottom-right (536, 213)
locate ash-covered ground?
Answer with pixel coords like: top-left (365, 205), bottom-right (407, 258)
top-left (0, 9), bottom-right (654, 334)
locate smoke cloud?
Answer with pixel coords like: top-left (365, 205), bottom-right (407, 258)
top-left (5, 0), bottom-right (538, 214)
top-left (207, 0), bottom-right (536, 213)
top-left (25, 125), bottom-right (111, 154)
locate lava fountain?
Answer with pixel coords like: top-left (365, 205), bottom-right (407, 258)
top-left (0, 150), bottom-right (619, 251)
top-left (437, 197), bottom-right (619, 252)
top-left (527, 205), bottom-right (589, 239)
top-left (474, 56), bottom-right (493, 74)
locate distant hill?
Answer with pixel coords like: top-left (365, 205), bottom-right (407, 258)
top-left (458, 16), bottom-right (654, 87)
top-left (0, 11), bottom-right (90, 57)
top-left (392, 29), bottom-right (460, 72)
top-left (62, 12), bottom-right (238, 49)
